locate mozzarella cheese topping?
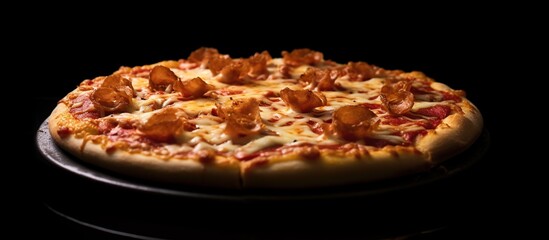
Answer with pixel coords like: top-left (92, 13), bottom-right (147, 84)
top-left (67, 57), bottom-right (460, 158)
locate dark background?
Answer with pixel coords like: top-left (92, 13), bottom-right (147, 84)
top-left (21, 11), bottom-right (520, 239)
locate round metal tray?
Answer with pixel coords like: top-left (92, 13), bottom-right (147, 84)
top-left (36, 119), bottom-right (490, 202)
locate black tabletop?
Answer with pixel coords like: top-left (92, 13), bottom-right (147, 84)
top-left (23, 24), bottom-right (512, 239)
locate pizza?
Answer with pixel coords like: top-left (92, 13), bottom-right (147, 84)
top-left (48, 48), bottom-right (483, 189)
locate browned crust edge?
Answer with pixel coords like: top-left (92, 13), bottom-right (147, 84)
top-left (241, 147), bottom-right (429, 189)
top-left (48, 104), bottom-right (241, 189)
top-left (415, 100), bottom-right (484, 163)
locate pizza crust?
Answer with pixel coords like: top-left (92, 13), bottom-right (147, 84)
top-left (241, 147), bottom-right (429, 188)
top-left (49, 104), bottom-right (241, 189)
top-left (415, 100), bottom-right (483, 163)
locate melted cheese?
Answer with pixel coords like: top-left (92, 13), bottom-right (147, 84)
top-left (96, 58), bottom-right (455, 156)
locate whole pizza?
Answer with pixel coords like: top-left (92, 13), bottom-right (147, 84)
top-left (48, 48), bottom-right (483, 189)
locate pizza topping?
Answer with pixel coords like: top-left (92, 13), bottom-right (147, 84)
top-left (149, 65), bottom-right (178, 91)
top-left (208, 54), bottom-right (232, 76)
top-left (411, 87), bottom-right (443, 102)
top-left (442, 90), bottom-right (464, 102)
top-left (91, 87), bottom-right (132, 114)
top-left (70, 93), bottom-right (103, 119)
top-left (101, 74), bottom-right (135, 97)
top-left (306, 120), bottom-right (324, 134)
top-left (138, 108), bottom-right (189, 143)
top-left (217, 98), bottom-right (275, 140)
top-left (173, 77), bottom-right (214, 99)
top-left (374, 67), bottom-right (405, 79)
top-left (402, 130), bottom-right (428, 143)
top-left (78, 79), bottom-right (100, 91)
top-left (344, 61), bottom-right (375, 81)
top-left (208, 88), bottom-right (244, 97)
top-left (380, 80), bottom-right (414, 115)
top-left (332, 105), bottom-right (377, 141)
top-left (178, 60), bottom-right (200, 70)
top-left (218, 61), bottom-right (249, 85)
top-left (278, 64), bottom-right (292, 78)
top-left (282, 48), bottom-right (324, 67)
top-left (415, 105), bottom-right (452, 119)
top-left (235, 136), bottom-right (286, 159)
top-left (57, 126), bottom-right (72, 138)
top-left (127, 66), bottom-right (153, 77)
top-left (279, 87), bottom-right (327, 113)
top-left (218, 98), bottom-right (261, 136)
top-left (188, 47), bottom-right (220, 65)
top-left (86, 74), bottom-right (136, 115)
top-left (97, 118), bottom-right (118, 134)
top-left (299, 68), bottom-right (340, 91)
top-left (245, 51), bottom-right (272, 78)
